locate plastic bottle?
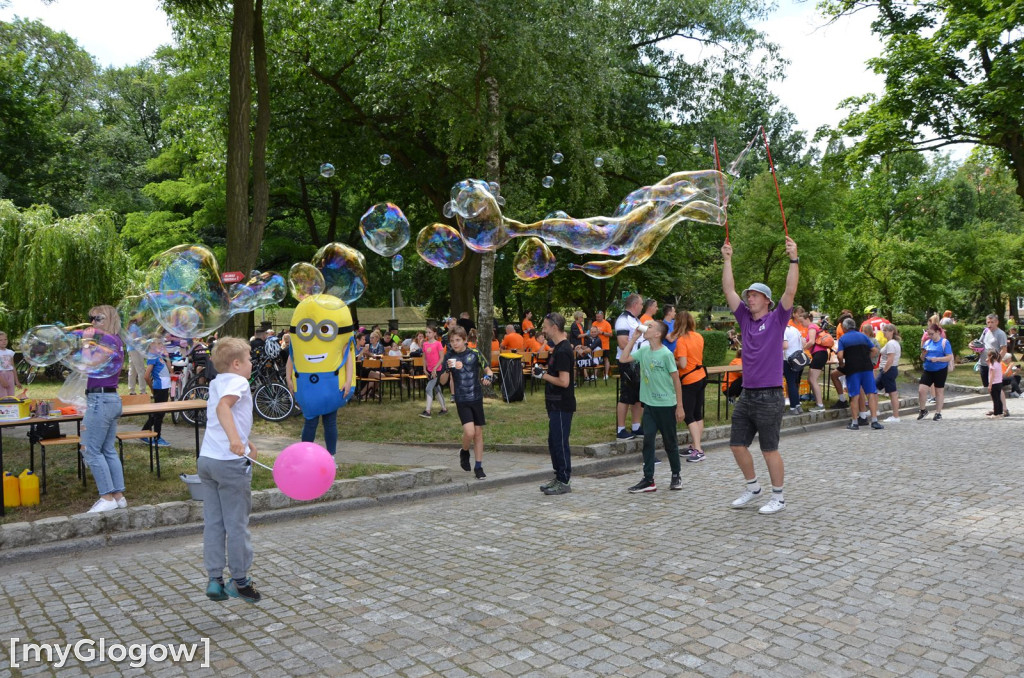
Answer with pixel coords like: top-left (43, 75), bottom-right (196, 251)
top-left (3, 472), bottom-right (20, 507)
top-left (18, 470), bottom-right (39, 507)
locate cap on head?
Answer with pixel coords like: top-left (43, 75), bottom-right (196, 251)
top-left (740, 283), bottom-right (774, 308)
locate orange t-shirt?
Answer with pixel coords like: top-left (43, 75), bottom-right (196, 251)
top-left (639, 314), bottom-right (654, 325)
top-left (501, 332), bottom-right (524, 351)
top-left (722, 357), bottom-right (742, 392)
top-left (524, 337), bottom-right (541, 353)
top-left (591, 319), bottom-right (613, 351)
top-left (673, 332), bottom-right (706, 385)
top-left (789, 319), bottom-right (808, 341)
top-left (522, 319), bottom-right (534, 333)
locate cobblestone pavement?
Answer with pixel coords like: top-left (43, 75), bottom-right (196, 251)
top-left (1, 398), bottom-right (1023, 677)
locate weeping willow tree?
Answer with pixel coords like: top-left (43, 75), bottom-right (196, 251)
top-left (0, 200), bottom-right (132, 337)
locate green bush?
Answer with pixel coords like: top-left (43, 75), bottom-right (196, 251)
top-left (891, 312), bottom-right (921, 325)
top-left (699, 330), bottom-right (729, 366)
top-left (943, 323), bottom-right (969, 355)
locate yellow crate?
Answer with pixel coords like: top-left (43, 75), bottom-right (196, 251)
top-left (0, 398), bottom-right (31, 420)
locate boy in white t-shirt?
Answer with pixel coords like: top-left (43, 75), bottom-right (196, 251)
top-left (197, 338), bottom-right (261, 604)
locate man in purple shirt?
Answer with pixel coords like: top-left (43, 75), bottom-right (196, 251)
top-left (721, 236), bottom-right (799, 515)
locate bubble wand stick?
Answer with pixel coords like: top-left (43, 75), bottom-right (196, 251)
top-left (712, 138), bottom-right (729, 244)
top-left (759, 125), bottom-right (789, 237)
top-left (243, 453), bottom-right (273, 471)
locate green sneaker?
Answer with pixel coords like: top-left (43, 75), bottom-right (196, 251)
top-left (542, 480), bottom-right (572, 495)
top-left (206, 579), bottom-right (227, 602)
top-left (539, 478), bottom-right (557, 491)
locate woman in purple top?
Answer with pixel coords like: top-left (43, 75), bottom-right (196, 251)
top-left (721, 236), bottom-right (799, 516)
top-left (78, 305), bottom-right (127, 513)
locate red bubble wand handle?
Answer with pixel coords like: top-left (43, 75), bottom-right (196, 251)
top-left (760, 125), bottom-right (788, 237)
top-left (712, 137), bottom-right (730, 244)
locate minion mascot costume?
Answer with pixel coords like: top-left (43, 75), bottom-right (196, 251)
top-left (286, 243), bottom-right (367, 459)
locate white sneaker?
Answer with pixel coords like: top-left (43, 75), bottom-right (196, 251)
top-left (812, 404), bottom-right (826, 412)
top-left (759, 497), bottom-right (786, 514)
top-left (88, 498), bottom-right (119, 513)
top-left (731, 488), bottom-right (762, 508)
top-left (884, 416), bottom-right (900, 423)
top-left (116, 497), bottom-right (128, 509)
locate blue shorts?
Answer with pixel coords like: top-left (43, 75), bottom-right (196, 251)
top-left (875, 367), bottom-right (898, 394)
top-left (845, 370), bottom-right (877, 396)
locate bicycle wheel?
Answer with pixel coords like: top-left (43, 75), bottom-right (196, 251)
top-left (253, 382), bottom-right (294, 422)
top-left (17, 359), bottom-right (36, 385)
top-left (180, 384), bottom-right (210, 426)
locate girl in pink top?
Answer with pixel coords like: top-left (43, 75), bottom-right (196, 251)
top-left (420, 327), bottom-right (449, 418)
top-left (986, 350), bottom-right (1005, 418)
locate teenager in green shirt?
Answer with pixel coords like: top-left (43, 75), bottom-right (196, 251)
top-left (618, 320), bottom-right (684, 492)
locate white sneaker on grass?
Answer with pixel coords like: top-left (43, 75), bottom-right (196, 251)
top-left (730, 488), bottom-right (762, 508)
top-left (759, 497), bottom-right (786, 514)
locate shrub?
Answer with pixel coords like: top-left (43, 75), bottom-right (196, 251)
top-left (699, 330), bottom-right (729, 366)
top-left (891, 312), bottom-right (920, 325)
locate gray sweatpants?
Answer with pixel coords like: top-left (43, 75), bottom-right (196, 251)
top-left (197, 456), bottom-right (253, 581)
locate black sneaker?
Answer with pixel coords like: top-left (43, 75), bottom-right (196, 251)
top-left (917, 410), bottom-right (927, 420)
top-left (933, 413), bottom-right (942, 421)
top-left (669, 475), bottom-right (682, 491)
top-left (226, 578), bottom-right (262, 604)
top-left (858, 416), bottom-right (869, 427)
top-left (870, 421), bottom-right (884, 430)
top-left (830, 400), bottom-right (849, 409)
top-left (459, 449), bottom-right (471, 471)
top-left (616, 429), bottom-right (634, 440)
top-left (540, 478), bottom-right (557, 491)
top-left (474, 466), bottom-right (486, 480)
top-left (419, 411), bottom-right (431, 419)
top-left (846, 421), bottom-right (860, 430)
top-left (628, 478), bottom-right (656, 493)
top-left (542, 480), bottom-right (571, 495)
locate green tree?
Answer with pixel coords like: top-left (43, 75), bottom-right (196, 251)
top-left (825, 0), bottom-right (1024, 200)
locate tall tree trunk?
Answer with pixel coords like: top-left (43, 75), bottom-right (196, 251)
top-left (449, 251), bottom-right (481, 318)
top-left (222, 0), bottom-right (254, 338)
top-left (477, 74), bottom-right (500, 370)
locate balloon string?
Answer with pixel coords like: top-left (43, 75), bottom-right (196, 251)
top-left (244, 453), bottom-right (273, 471)
top-left (712, 137), bottom-right (729, 244)
top-left (760, 125), bottom-right (788, 237)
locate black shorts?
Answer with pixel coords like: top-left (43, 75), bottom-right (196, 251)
top-left (809, 350), bottom-right (828, 370)
top-left (919, 369), bottom-right (948, 389)
top-left (618, 361), bottom-right (641, 405)
top-left (456, 399), bottom-right (486, 426)
top-left (729, 387), bottom-right (785, 452)
top-left (681, 377), bottom-right (707, 424)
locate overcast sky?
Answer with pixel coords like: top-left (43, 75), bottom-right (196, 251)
top-left (1, 0), bottom-right (885, 142)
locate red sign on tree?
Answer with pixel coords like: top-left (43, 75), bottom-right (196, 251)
top-left (221, 271), bottom-right (245, 284)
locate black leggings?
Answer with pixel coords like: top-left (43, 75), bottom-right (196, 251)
top-left (991, 386), bottom-right (1004, 416)
top-left (144, 388), bottom-right (169, 435)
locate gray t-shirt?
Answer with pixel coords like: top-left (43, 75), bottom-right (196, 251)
top-left (978, 327), bottom-right (1007, 364)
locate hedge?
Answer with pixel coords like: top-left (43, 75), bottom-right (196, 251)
top-left (699, 330), bottom-right (729, 367)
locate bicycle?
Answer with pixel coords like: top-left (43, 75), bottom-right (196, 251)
top-left (16, 357), bottom-right (70, 384)
top-left (176, 349), bottom-right (294, 425)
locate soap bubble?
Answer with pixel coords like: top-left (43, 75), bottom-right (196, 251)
top-left (496, 196), bottom-right (506, 207)
top-left (243, 271), bottom-right (287, 309)
top-left (160, 305), bottom-right (203, 337)
top-left (63, 335), bottom-right (121, 378)
top-left (19, 325), bottom-right (76, 367)
top-left (288, 262), bottom-right (325, 301)
top-left (320, 163), bottom-right (335, 178)
top-left (513, 238), bottom-right (556, 281)
top-left (656, 154), bottom-right (667, 166)
top-left (312, 242), bottom-right (367, 305)
top-left (488, 181), bottom-right (500, 195)
top-left (119, 296), bottom-right (165, 357)
top-left (561, 178), bottom-right (567, 184)
top-left (392, 254), bottom-right (404, 272)
top-left (542, 176), bottom-right (554, 188)
top-left (379, 154), bottom-right (391, 166)
top-left (450, 179), bottom-right (495, 219)
top-left (552, 152), bottom-right (564, 165)
top-left (499, 253), bottom-right (505, 261)
top-left (442, 201), bottom-right (455, 219)
top-left (142, 245), bottom-right (231, 338)
top-left (594, 157), bottom-right (604, 168)
top-left (359, 202), bottom-right (410, 257)
top-left (544, 210), bottom-right (570, 220)
top-left (416, 223), bottom-right (465, 269)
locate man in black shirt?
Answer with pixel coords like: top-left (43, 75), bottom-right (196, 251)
top-left (534, 312), bottom-right (576, 495)
top-left (456, 312), bottom-right (476, 334)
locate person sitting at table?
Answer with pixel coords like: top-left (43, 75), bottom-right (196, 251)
top-left (467, 328), bottom-right (478, 349)
top-left (408, 331), bottom-right (425, 356)
top-left (79, 305), bottom-right (128, 513)
top-left (500, 324), bottom-right (525, 352)
top-left (366, 330), bottom-right (385, 356)
top-left (524, 329), bottom-right (542, 354)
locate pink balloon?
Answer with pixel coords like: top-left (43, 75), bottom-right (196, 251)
top-left (273, 442), bottom-right (336, 501)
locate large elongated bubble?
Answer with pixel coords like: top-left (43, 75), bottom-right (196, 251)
top-left (423, 169), bottom-right (731, 280)
top-left (20, 325), bottom-right (76, 367)
top-left (312, 242), bottom-right (367, 305)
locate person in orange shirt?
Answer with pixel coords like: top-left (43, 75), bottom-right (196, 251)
top-left (722, 350), bottom-right (743, 400)
top-left (590, 310), bottom-right (614, 380)
top-left (467, 328), bottom-right (478, 349)
top-left (667, 311), bottom-right (707, 462)
top-left (638, 298), bottom-right (658, 325)
top-left (521, 311), bottom-right (535, 335)
top-left (500, 324), bottom-right (524, 352)
top-left (523, 329), bottom-right (541, 354)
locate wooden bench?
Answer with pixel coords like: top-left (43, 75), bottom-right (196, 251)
top-left (115, 394), bottom-right (160, 475)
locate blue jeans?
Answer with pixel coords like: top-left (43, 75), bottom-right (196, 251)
top-left (302, 411), bottom-right (338, 456)
top-left (82, 392), bottom-right (124, 496)
top-left (547, 409), bottom-right (573, 483)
